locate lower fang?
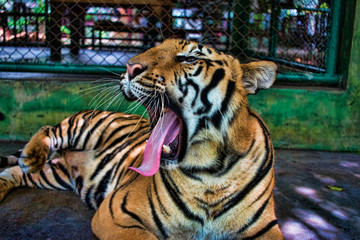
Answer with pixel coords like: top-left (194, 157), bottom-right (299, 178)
top-left (162, 145), bottom-right (171, 154)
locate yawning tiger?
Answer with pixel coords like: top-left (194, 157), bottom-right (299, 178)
top-left (0, 39), bottom-right (283, 239)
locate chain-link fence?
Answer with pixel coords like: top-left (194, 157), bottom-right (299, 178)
top-left (0, 0), bottom-right (337, 79)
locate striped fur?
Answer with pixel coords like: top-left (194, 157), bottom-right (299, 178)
top-left (0, 110), bottom-right (150, 210)
top-left (0, 39), bottom-right (283, 239)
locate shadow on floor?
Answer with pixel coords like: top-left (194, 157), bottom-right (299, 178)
top-left (0, 141), bottom-right (359, 240)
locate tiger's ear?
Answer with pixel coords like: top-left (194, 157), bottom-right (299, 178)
top-left (241, 61), bottom-right (277, 94)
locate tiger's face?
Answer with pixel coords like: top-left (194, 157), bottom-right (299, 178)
top-left (120, 39), bottom-right (277, 176)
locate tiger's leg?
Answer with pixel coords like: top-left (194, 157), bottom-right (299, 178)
top-left (0, 150), bottom-right (22, 167)
top-left (0, 154), bottom-right (74, 202)
top-left (17, 110), bottom-right (129, 174)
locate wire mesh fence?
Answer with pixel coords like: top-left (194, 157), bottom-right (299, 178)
top-left (0, 0), bottom-right (335, 76)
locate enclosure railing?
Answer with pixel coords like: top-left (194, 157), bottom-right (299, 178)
top-left (0, 0), bottom-right (342, 86)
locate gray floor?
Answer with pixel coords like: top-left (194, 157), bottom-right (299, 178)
top-left (0, 141), bottom-right (359, 240)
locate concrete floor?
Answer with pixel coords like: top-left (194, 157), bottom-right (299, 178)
top-left (0, 141), bottom-right (359, 240)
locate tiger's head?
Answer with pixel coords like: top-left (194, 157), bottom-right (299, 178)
top-left (120, 39), bottom-right (277, 176)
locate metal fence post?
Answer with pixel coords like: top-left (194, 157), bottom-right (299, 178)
top-left (231, 0), bottom-right (250, 57)
top-left (326, 0), bottom-right (341, 76)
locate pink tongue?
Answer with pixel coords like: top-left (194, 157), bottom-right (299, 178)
top-left (129, 111), bottom-right (180, 176)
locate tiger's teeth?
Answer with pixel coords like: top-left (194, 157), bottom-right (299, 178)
top-left (164, 108), bottom-right (168, 113)
top-left (162, 145), bottom-right (171, 154)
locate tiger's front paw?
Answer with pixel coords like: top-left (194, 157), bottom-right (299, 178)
top-left (18, 143), bottom-right (49, 173)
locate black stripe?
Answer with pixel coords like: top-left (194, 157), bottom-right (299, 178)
top-left (102, 147), bottom-right (131, 184)
top-left (67, 114), bottom-right (77, 147)
top-left (214, 138), bottom-right (255, 177)
top-left (118, 152), bottom-right (144, 187)
top-left (242, 220), bottom-right (278, 240)
top-left (108, 172), bottom-right (140, 218)
top-left (38, 179), bottom-right (47, 189)
top-left (55, 162), bottom-right (71, 180)
top-left (75, 176), bottom-right (84, 194)
top-left (54, 123), bottom-right (63, 149)
top-left (162, 170), bottom-right (181, 195)
top-left (236, 194), bottom-right (273, 235)
top-left (147, 187), bottom-right (169, 239)
top-left (203, 59), bottom-right (215, 71)
top-left (250, 172), bottom-right (274, 207)
top-left (211, 80), bottom-right (235, 129)
top-left (0, 156), bottom-right (8, 167)
top-left (179, 167), bottom-right (202, 181)
top-left (111, 135), bottom-right (148, 185)
top-left (194, 51), bottom-right (206, 56)
top-left (81, 112), bottom-right (117, 150)
top-left (121, 192), bottom-right (145, 226)
top-left (97, 127), bottom-right (149, 158)
top-left (13, 151), bottom-right (22, 158)
top-left (178, 147), bottom-right (227, 175)
top-left (100, 122), bottom-right (139, 148)
top-left (50, 165), bottom-right (73, 191)
top-left (90, 152), bottom-right (115, 181)
top-left (186, 77), bottom-right (200, 107)
top-left (196, 68), bottom-right (225, 115)
top-left (118, 173), bottom-right (139, 191)
top-left (138, 80), bottom-right (156, 88)
top-left (94, 168), bottom-right (113, 207)
top-left (85, 185), bottom-right (95, 209)
top-left (72, 110), bottom-right (102, 149)
top-left (152, 176), bottom-right (170, 216)
top-left (71, 118), bottom-right (80, 146)
top-left (189, 46), bottom-right (197, 53)
top-left (94, 118), bottom-right (136, 149)
top-left (178, 74), bottom-right (188, 98)
top-left (114, 223), bottom-right (146, 230)
top-left (214, 60), bottom-right (223, 66)
top-left (109, 188), bottom-right (118, 219)
top-left (26, 173), bottom-right (40, 188)
top-left (160, 170), bottom-right (204, 225)
top-left (22, 173), bottom-right (28, 186)
top-left (39, 170), bottom-right (64, 190)
top-left (193, 65), bottom-right (203, 77)
top-left (190, 117), bottom-right (205, 140)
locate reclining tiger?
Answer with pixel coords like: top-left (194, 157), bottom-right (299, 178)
top-left (0, 39), bottom-right (283, 239)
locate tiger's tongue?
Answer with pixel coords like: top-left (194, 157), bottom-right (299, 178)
top-left (129, 110), bottom-right (180, 176)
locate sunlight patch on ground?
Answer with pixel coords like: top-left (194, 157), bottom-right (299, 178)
top-left (295, 186), bottom-right (322, 202)
top-left (293, 208), bottom-right (338, 240)
top-left (340, 161), bottom-right (360, 168)
top-left (281, 219), bottom-right (318, 240)
top-left (319, 201), bottom-right (349, 221)
top-left (312, 173), bottom-right (336, 185)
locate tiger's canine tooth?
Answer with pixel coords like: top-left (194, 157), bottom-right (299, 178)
top-left (162, 145), bottom-right (171, 154)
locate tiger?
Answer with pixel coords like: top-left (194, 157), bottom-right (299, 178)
top-left (0, 39), bottom-right (283, 240)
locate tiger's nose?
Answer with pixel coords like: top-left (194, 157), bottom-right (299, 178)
top-left (126, 63), bottom-right (147, 80)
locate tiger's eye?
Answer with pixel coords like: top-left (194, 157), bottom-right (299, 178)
top-left (186, 57), bottom-right (197, 62)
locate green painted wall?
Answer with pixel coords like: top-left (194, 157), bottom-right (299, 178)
top-left (0, 81), bottom-right (140, 141)
top-left (0, 3), bottom-right (359, 152)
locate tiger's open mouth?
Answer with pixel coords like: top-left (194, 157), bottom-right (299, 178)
top-left (129, 104), bottom-right (183, 176)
